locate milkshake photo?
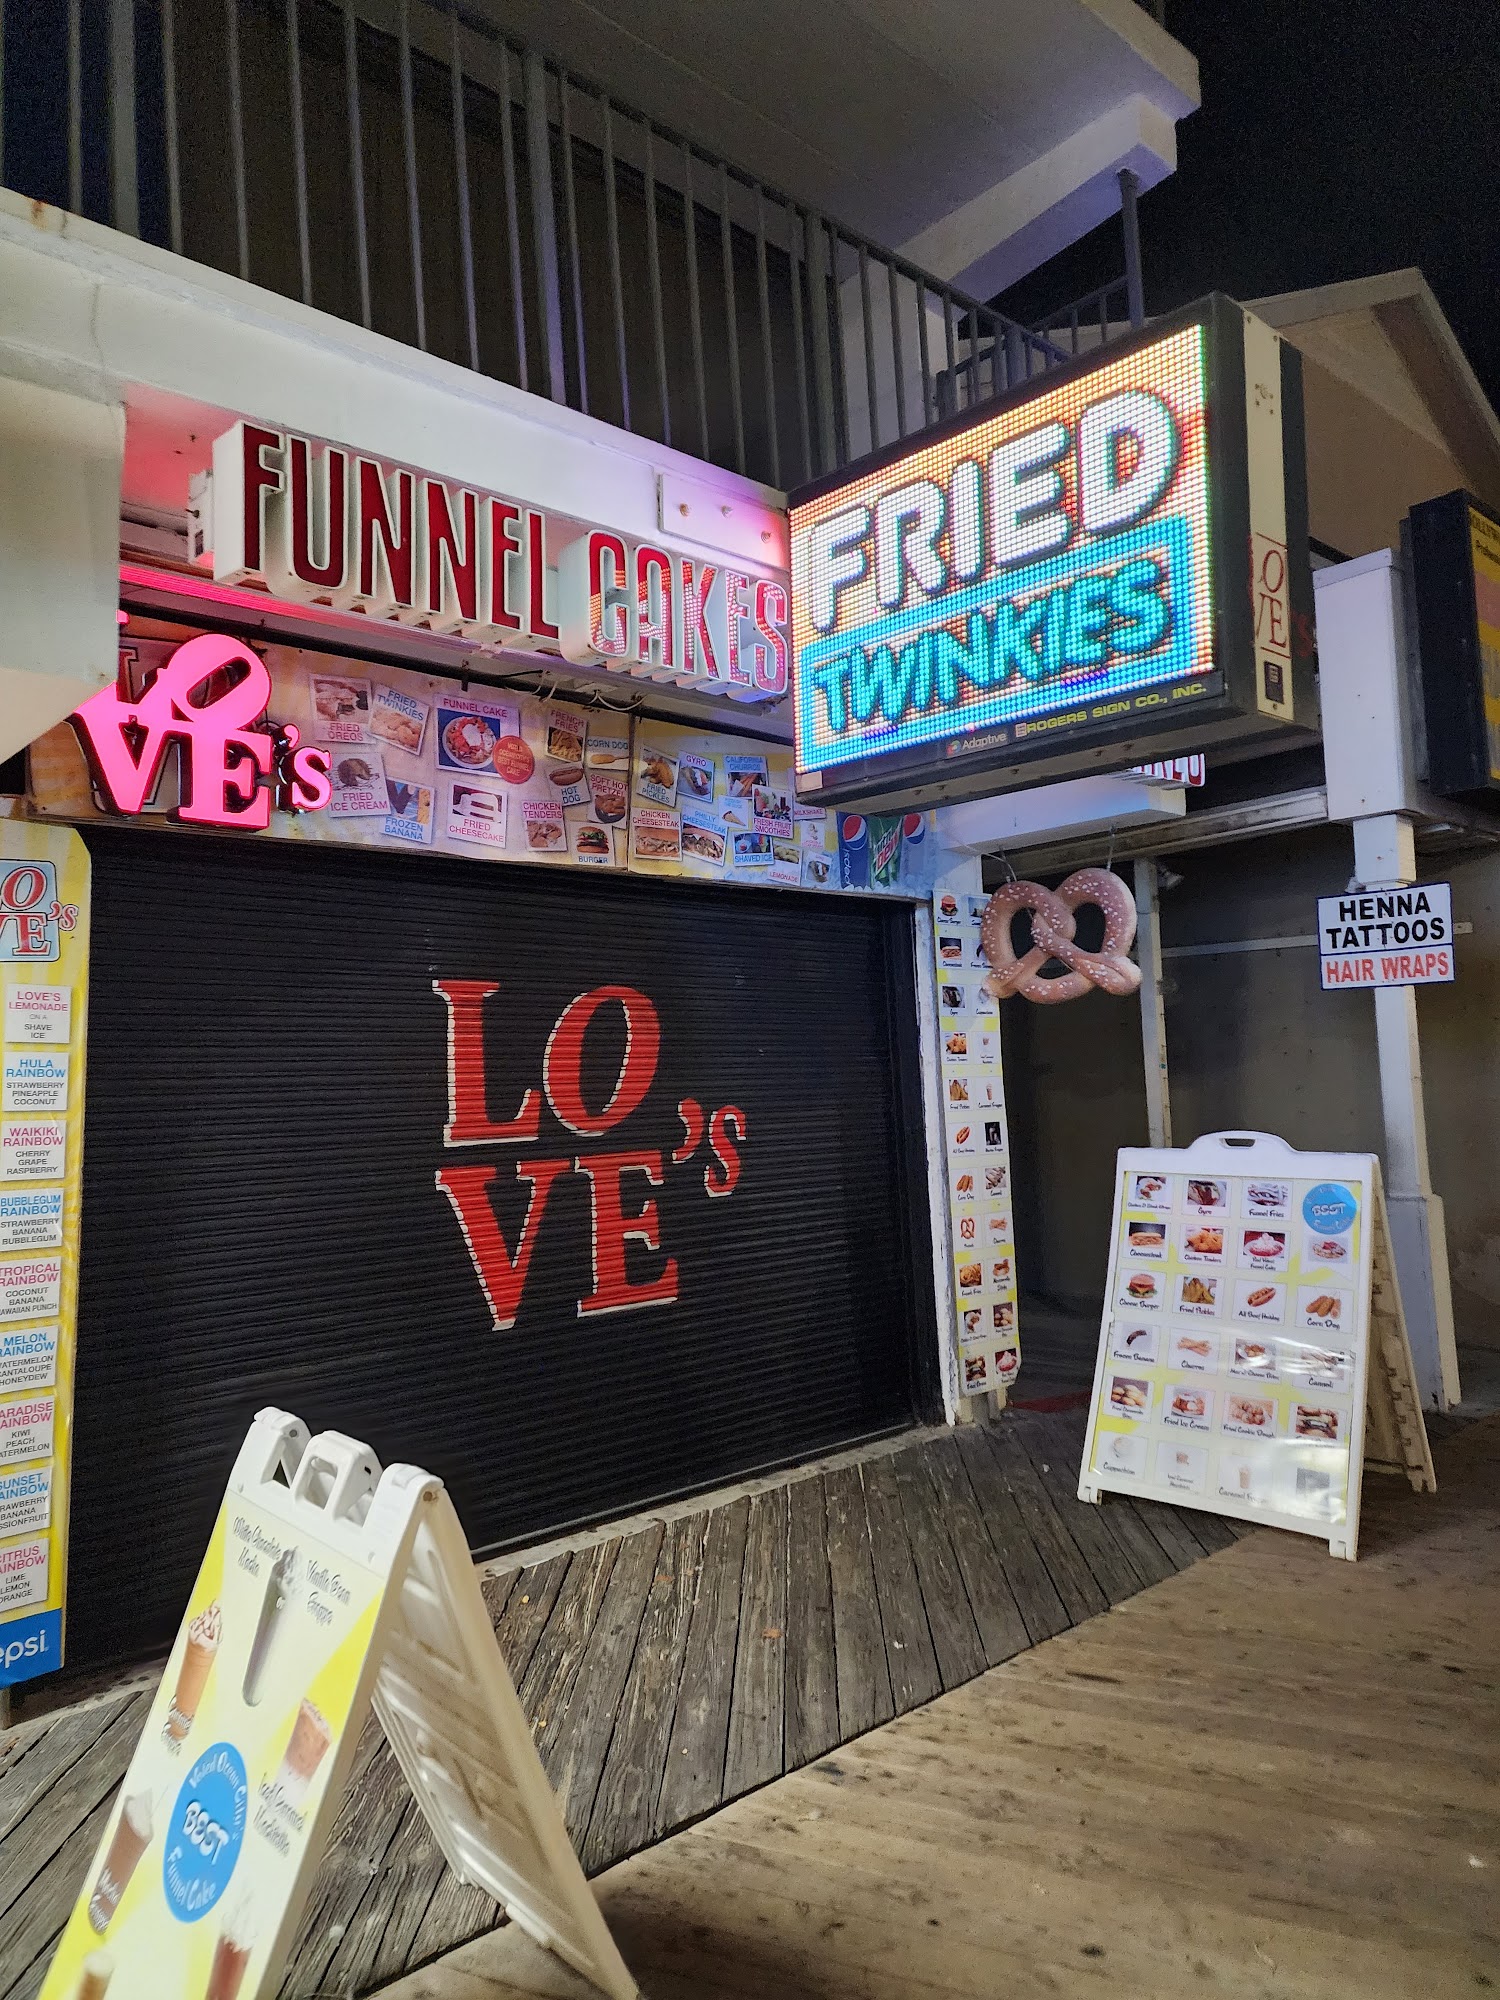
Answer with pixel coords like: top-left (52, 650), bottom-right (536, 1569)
top-left (205, 1893), bottom-right (256, 2000)
top-left (73, 1953), bottom-right (113, 2000)
top-left (276, 1699), bottom-right (331, 1804)
top-left (242, 1546), bottom-right (297, 1706)
top-left (165, 1600), bottom-right (221, 1745)
top-left (85, 1792), bottom-right (153, 1932)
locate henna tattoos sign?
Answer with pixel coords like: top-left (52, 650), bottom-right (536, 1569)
top-left (980, 868), bottom-right (1143, 1005)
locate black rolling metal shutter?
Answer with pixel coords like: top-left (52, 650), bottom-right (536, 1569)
top-left (69, 829), bottom-right (935, 1672)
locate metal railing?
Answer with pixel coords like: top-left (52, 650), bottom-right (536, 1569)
top-left (1, 0), bottom-right (1117, 492)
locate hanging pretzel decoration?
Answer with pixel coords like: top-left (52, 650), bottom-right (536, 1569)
top-left (980, 867), bottom-right (1143, 1005)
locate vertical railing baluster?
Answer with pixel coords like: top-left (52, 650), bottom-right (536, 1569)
top-left (498, 43), bottom-right (528, 392)
top-left (225, 0), bottom-right (249, 277)
top-left (788, 207), bottom-right (812, 486)
top-left (1070, 305), bottom-right (1080, 356)
top-left (342, 0), bottom-right (371, 329)
top-left (447, 1), bottom-right (478, 370)
top-left (828, 227), bottom-right (849, 464)
top-left (523, 52), bottom-right (565, 401)
top-left (941, 289), bottom-right (957, 415)
top-left (558, 74), bottom-right (588, 414)
top-left (718, 167), bottom-right (746, 476)
top-left (887, 260), bottom-right (907, 439)
top-left (67, 0), bottom-right (83, 217)
top-left (857, 242), bottom-right (879, 453)
top-left (600, 94), bottom-right (629, 430)
top-left (807, 216), bottom-right (838, 473)
top-left (916, 279), bottom-right (933, 427)
top-left (397, 0), bottom-right (427, 350)
top-left (966, 306), bottom-right (981, 407)
top-left (159, 0), bottom-right (182, 251)
top-left (285, 0), bottom-right (312, 304)
top-left (108, 0), bottom-right (139, 235)
top-left (753, 186), bottom-right (780, 489)
top-left (643, 126), bottom-right (671, 447)
top-left (682, 147), bottom-right (709, 459)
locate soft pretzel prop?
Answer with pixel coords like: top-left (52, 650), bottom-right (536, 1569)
top-left (980, 867), bottom-right (1143, 1005)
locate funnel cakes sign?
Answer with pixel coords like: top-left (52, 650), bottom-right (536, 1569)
top-left (434, 980), bottom-right (746, 1328)
top-left (208, 421), bottom-right (788, 697)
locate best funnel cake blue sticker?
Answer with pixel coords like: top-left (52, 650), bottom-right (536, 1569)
top-left (1301, 1183), bottom-right (1358, 1235)
top-left (163, 1743), bottom-right (248, 1921)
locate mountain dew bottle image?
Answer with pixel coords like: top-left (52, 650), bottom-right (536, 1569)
top-left (869, 814), bottom-right (904, 887)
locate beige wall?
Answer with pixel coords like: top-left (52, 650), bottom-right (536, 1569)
top-left (1004, 826), bottom-right (1500, 1360)
top-left (1299, 354), bottom-right (1469, 557)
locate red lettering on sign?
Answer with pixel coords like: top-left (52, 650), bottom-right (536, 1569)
top-left (0, 867), bottom-right (47, 911)
top-left (543, 987), bottom-right (661, 1136)
top-left (488, 500), bottom-right (523, 631)
top-left (528, 511), bottom-right (559, 640)
top-left (435, 1158), bottom-right (572, 1332)
top-left (357, 459), bottom-right (415, 606)
top-left (241, 424), bottom-right (282, 573)
top-left (636, 546), bottom-right (675, 672)
top-left (575, 1149), bottom-right (679, 1315)
top-left (289, 438), bottom-right (348, 591)
top-left (426, 481), bottom-right (479, 628)
top-left (673, 1097), bottom-right (705, 1164)
top-left (705, 1106), bottom-right (747, 1197)
top-left (681, 560), bottom-right (719, 679)
top-left (433, 980), bottom-right (543, 1144)
top-left (752, 579), bottom-right (790, 695)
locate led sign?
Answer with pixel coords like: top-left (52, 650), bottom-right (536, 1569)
top-left (789, 296), bottom-right (1316, 807)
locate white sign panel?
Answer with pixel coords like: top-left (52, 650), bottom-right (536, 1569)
top-left (1317, 883), bottom-right (1454, 989)
top-left (1079, 1131), bottom-right (1433, 1560)
top-left (5, 985), bottom-right (72, 1044)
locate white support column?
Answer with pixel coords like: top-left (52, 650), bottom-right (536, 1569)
top-left (1134, 858), bottom-right (1172, 1148)
top-left (1351, 814), bottom-right (1461, 1409)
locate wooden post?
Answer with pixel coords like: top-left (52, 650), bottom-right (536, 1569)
top-left (1134, 858), bottom-right (1171, 1147)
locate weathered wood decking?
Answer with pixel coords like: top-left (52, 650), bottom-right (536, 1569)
top-left (0, 1410), bottom-right (1250, 2000)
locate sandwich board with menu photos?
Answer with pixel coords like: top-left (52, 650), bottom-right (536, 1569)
top-left (40, 1408), bottom-right (638, 2000)
top-left (1079, 1131), bottom-right (1434, 1560)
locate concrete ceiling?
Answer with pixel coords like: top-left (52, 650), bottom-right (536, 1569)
top-left (473, 0), bottom-right (1199, 294)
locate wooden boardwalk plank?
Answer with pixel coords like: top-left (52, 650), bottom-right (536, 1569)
top-left (547, 1524), bottom-right (664, 1842)
top-left (1017, 1418), bottom-right (1154, 1598)
top-left (823, 1465), bottom-right (894, 1740)
top-left (894, 1444), bottom-right (987, 1691)
top-left (1127, 1492), bottom-right (1216, 1572)
top-left (656, 1498), bottom-right (750, 1834)
top-left (859, 1456), bottom-right (941, 1715)
top-left (784, 1475), bottom-right (839, 1770)
top-left (724, 1487), bottom-right (789, 1798)
top-left (493, 1552), bottom-right (572, 1687)
top-left (583, 1512), bottom-right (705, 1874)
top-left (981, 1422), bottom-right (1110, 1622)
top-left (0, 1789), bottom-right (113, 2000)
top-left (1031, 1413), bottom-right (1183, 1587)
top-left (0, 1691), bottom-right (147, 1924)
top-left (519, 1540), bottom-right (621, 1748)
top-left (951, 1425), bottom-right (1071, 1645)
top-left (0, 1693), bottom-right (135, 1851)
top-left (923, 1435), bottom-right (1031, 1667)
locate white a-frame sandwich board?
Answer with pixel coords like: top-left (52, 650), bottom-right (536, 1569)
top-left (1079, 1131), bottom-right (1435, 1560)
top-left (41, 1408), bottom-right (638, 2000)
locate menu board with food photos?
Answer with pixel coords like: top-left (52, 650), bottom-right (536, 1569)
top-left (934, 884), bottom-right (1019, 1401)
top-left (1080, 1131), bottom-right (1434, 1559)
top-left (27, 619), bottom-right (937, 903)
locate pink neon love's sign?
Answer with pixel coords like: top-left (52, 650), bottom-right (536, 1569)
top-left (70, 633), bottom-right (333, 830)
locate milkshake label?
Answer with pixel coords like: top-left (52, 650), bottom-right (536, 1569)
top-left (0, 1464), bottom-right (53, 1537)
top-left (3, 1050), bottom-right (69, 1114)
top-left (0, 1322), bottom-right (58, 1392)
top-left (0, 1393), bottom-right (55, 1464)
top-left (0, 1255), bottom-right (62, 1323)
top-left (4, 984), bottom-right (71, 1045)
top-left (0, 1535), bottom-right (47, 1607)
top-left (0, 1188), bottom-right (65, 1251)
top-left (1, 1119), bottom-right (66, 1181)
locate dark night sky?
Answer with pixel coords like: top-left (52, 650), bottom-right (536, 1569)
top-left (998, 0), bottom-right (1500, 410)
